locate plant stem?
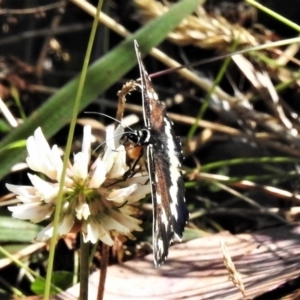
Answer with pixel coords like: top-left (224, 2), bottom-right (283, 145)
top-left (80, 234), bottom-right (90, 300)
top-left (97, 243), bottom-right (109, 300)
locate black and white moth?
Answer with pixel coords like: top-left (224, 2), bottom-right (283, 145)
top-left (124, 41), bottom-right (189, 266)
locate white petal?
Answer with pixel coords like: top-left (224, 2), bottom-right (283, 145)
top-left (6, 183), bottom-right (36, 198)
top-left (36, 223), bottom-right (54, 241)
top-left (26, 128), bottom-right (62, 180)
top-left (33, 127), bottom-right (51, 153)
top-left (56, 166), bottom-right (73, 187)
top-left (107, 185), bottom-right (137, 203)
top-left (89, 159), bottom-right (106, 188)
top-left (83, 221), bottom-right (114, 245)
top-left (26, 156), bottom-right (52, 179)
top-left (16, 195), bottom-right (40, 203)
top-left (75, 203), bottom-right (90, 220)
top-left (27, 174), bottom-right (58, 203)
top-left (126, 184), bottom-right (150, 203)
top-left (72, 152), bottom-right (88, 180)
top-left (118, 176), bottom-right (150, 202)
top-left (58, 214), bottom-right (74, 235)
top-left (125, 175), bottom-right (149, 185)
top-left (100, 213), bottom-right (131, 235)
top-left (70, 126), bottom-right (92, 181)
top-left (107, 147), bottom-right (128, 178)
top-left (119, 205), bottom-right (138, 216)
top-left (8, 202), bottom-right (53, 222)
top-left (126, 187), bottom-right (150, 203)
top-left (102, 147), bottom-right (114, 174)
top-left (97, 227), bottom-right (115, 245)
top-left (50, 145), bottom-right (63, 174)
top-left (102, 126), bottom-right (126, 176)
top-left (110, 210), bottom-right (142, 231)
top-left (105, 125), bottom-right (124, 150)
top-left (85, 222), bottom-right (98, 244)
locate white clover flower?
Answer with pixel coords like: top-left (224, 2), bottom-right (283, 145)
top-left (7, 125), bottom-right (150, 246)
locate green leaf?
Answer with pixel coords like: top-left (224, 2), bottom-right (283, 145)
top-left (0, 140), bottom-right (26, 155)
top-left (0, 216), bottom-right (41, 242)
top-left (0, 119), bottom-right (12, 133)
top-left (31, 271), bottom-right (72, 295)
top-left (0, 0), bottom-right (204, 180)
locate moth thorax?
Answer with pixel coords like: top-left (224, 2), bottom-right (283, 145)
top-left (124, 128), bottom-right (151, 145)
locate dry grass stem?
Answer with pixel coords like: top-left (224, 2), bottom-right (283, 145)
top-left (195, 172), bottom-right (300, 204)
top-left (0, 243), bottom-right (46, 269)
top-left (220, 239), bottom-right (246, 299)
top-left (0, 97), bottom-right (18, 127)
top-left (0, 1), bottom-right (66, 15)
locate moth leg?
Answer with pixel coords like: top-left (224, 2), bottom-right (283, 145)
top-left (115, 200), bottom-right (128, 208)
top-left (123, 146), bottom-right (145, 179)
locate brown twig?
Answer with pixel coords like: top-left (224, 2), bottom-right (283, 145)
top-left (0, 1), bottom-right (66, 15)
top-left (0, 23), bottom-right (92, 46)
top-left (97, 244), bottom-right (110, 300)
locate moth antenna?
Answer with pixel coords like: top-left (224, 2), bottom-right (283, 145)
top-left (84, 111), bottom-right (134, 132)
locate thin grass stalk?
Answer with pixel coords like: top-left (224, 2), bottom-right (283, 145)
top-left (246, 0), bottom-right (300, 33)
top-left (43, 0), bottom-right (104, 299)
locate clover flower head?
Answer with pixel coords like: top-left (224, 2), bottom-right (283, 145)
top-left (7, 125), bottom-right (150, 245)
